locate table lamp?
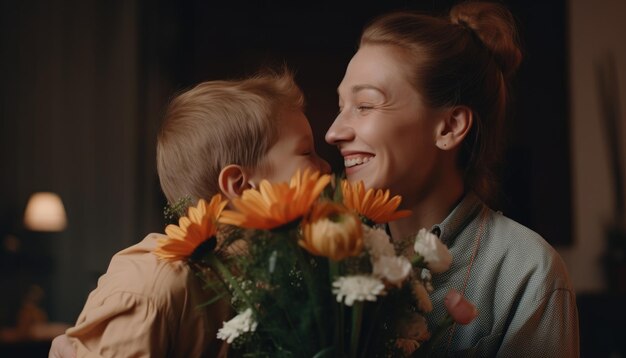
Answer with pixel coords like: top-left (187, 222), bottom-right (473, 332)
top-left (23, 192), bottom-right (67, 232)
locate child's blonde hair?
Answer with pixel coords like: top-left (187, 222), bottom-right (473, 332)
top-left (157, 70), bottom-right (304, 204)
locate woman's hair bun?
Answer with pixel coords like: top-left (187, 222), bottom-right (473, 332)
top-left (450, 2), bottom-right (522, 78)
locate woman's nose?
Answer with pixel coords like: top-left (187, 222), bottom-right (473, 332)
top-left (325, 115), bottom-right (355, 145)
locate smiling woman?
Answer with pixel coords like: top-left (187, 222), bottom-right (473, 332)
top-left (325, 2), bottom-right (579, 356)
top-left (328, 44), bottom-right (451, 209)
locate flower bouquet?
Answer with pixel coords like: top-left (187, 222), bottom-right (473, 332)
top-left (155, 169), bottom-right (472, 357)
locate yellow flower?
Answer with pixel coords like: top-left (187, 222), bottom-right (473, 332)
top-left (341, 180), bottom-right (412, 224)
top-left (300, 201), bottom-right (363, 261)
top-left (154, 194), bottom-right (228, 261)
top-left (220, 169), bottom-right (331, 230)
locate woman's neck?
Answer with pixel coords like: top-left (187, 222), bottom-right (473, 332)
top-left (388, 172), bottom-right (465, 242)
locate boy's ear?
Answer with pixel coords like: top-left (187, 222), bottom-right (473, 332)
top-left (435, 106), bottom-right (473, 150)
top-left (218, 164), bottom-right (252, 199)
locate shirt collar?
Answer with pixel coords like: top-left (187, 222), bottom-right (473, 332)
top-left (431, 191), bottom-right (484, 247)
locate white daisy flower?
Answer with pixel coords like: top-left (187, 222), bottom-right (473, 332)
top-left (363, 225), bottom-right (395, 258)
top-left (372, 255), bottom-right (412, 286)
top-left (216, 308), bottom-right (258, 344)
top-left (413, 228), bottom-right (452, 273)
top-left (332, 275), bottom-right (385, 306)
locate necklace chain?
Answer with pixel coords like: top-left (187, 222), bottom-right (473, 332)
top-left (446, 207), bottom-right (489, 353)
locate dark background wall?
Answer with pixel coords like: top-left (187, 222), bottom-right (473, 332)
top-left (0, 0), bottom-right (570, 327)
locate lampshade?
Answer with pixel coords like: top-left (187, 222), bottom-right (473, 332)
top-left (23, 192), bottom-right (68, 232)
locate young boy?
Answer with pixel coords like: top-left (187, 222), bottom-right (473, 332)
top-left (49, 71), bottom-right (330, 357)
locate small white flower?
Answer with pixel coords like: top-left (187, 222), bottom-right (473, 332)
top-left (230, 280), bottom-right (254, 305)
top-left (363, 225), bottom-right (395, 259)
top-left (420, 268), bottom-right (434, 292)
top-left (413, 228), bottom-right (452, 273)
top-left (268, 250), bottom-right (278, 273)
top-left (216, 308), bottom-right (257, 344)
top-left (332, 275), bottom-right (385, 306)
top-left (373, 255), bottom-right (412, 286)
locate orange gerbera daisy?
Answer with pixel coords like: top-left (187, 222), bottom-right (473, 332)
top-left (341, 180), bottom-right (411, 224)
top-left (220, 169), bottom-right (331, 230)
top-left (300, 201), bottom-right (363, 261)
top-left (154, 194), bottom-right (228, 261)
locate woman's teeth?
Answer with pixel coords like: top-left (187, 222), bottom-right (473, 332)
top-left (344, 156), bottom-right (372, 168)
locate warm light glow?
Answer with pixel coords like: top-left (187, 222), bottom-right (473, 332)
top-left (23, 192), bottom-right (67, 232)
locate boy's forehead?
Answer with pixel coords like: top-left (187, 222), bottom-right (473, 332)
top-left (276, 109), bottom-right (313, 141)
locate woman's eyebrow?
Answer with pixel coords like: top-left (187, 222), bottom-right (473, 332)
top-left (351, 84), bottom-right (384, 95)
top-left (337, 84), bottom-right (385, 96)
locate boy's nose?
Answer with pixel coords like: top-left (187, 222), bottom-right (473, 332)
top-left (316, 155), bottom-right (331, 174)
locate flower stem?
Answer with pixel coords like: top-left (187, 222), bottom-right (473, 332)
top-left (411, 254), bottom-right (425, 267)
top-left (349, 301), bottom-right (364, 358)
top-left (329, 260), bottom-right (339, 280)
top-left (206, 254), bottom-right (258, 316)
top-left (359, 300), bottom-right (383, 358)
top-left (338, 303), bottom-right (345, 356)
top-left (293, 239), bottom-right (327, 350)
top-left (417, 314), bottom-right (454, 356)
top-left (329, 261), bottom-right (343, 354)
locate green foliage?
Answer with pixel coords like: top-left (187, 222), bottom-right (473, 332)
top-left (225, 229), bottom-right (333, 357)
top-left (163, 195), bottom-right (192, 223)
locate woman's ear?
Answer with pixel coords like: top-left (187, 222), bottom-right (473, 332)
top-left (435, 106), bottom-right (473, 150)
top-left (218, 164), bottom-right (252, 199)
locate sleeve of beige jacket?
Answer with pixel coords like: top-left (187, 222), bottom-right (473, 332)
top-left (67, 291), bottom-right (166, 358)
top-left (66, 235), bottom-right (230, 357)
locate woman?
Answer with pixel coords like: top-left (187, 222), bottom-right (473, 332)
top-left (325, 2), bottom-right (579, 356)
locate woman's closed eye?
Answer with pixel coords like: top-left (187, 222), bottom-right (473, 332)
top-left (357, 104), bottom-right (374, 112)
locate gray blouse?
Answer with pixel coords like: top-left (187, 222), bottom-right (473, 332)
top-left (425, 192), bottom-right (579, 357)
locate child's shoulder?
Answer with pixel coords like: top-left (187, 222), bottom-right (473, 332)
top-left (98, 234), bottom-right (195, 304)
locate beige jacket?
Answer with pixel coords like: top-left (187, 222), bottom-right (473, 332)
top-left (66, 234), bottom-right (229, 357)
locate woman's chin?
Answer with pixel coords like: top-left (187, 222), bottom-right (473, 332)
top-left (346, 171), bottom-right (379, 190)
top-left (345, 166), bottom-right (366, 183)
